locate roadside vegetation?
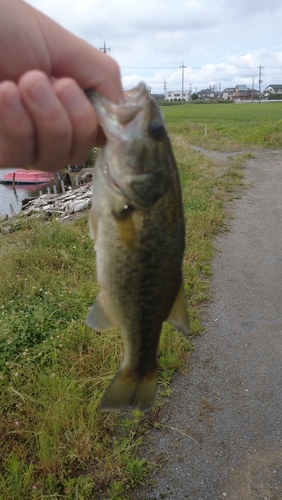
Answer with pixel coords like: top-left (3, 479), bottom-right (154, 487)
top-left (0, 102), bottom-right (264, 498)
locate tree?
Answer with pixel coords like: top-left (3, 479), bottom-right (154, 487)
top-left (191, 93), bottom-right (199, 101)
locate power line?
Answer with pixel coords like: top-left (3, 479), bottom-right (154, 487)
top-left (120, 65), bottom-right (178, 69)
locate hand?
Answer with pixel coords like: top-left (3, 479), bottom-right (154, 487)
top-left (0, 0), bottom-right (123, 172)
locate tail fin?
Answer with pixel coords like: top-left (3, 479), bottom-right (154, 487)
top-left (101, 368), bottom-right (158, 411)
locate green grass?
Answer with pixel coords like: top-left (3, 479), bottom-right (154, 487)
top-left (0, 110), bottom-right (250, 498)
top-left (162, 101), bottom-right (282, 150)
top-left (0, 219), bottom-right (155, 499)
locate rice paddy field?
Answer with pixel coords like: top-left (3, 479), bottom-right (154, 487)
top-left (0, 101), bottom-right (281, 499)
top-left (163, 101), bottom-right (282, 150)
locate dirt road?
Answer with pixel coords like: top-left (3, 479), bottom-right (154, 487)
top-left (136, 149), bottom-right (282, 500)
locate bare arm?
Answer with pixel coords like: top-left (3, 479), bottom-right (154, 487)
top-left (0, 0), bottom-right (123, 171)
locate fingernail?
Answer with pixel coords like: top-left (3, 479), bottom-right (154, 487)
top-left (59, 84), bottom-right (87, 112)
top-left (3, 88), bottom-right (24, 113)
top-left (28, 78), bottom-right (56, 109)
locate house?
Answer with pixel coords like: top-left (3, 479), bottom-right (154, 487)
top-left (197, 88), bottom-right (222, 100)
top-left (234, 85), bottom-right (249, 100)
top-left (234, 85), bottom-right (257, 101)
top-left (264, 84), bottom-right (282, 95)
top-left (222, 88), bottom-right (234, 100)
top-left (164, 90), bottom-right (190, 101)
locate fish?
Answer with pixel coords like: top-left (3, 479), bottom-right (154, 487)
top-left (86, 82), bottom-right (189, 411)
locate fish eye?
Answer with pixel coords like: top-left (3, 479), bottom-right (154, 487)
top-left (148, 120), bottom-right (165, 140)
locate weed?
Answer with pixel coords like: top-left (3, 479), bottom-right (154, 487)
top-left (3, 453), bottom-right (35, 500)
top-left (123, 456), bottom-right (147, 485)
top-left (108, 480), bottom-right (128, 500)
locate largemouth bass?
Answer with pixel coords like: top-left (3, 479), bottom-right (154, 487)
top-left (86, 82), bottom-right (189, 411)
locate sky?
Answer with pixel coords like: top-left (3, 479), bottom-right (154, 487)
top-left (26, 0), bottom-right (282, 94)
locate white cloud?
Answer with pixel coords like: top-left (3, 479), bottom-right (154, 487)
top-left (26, 0), bottom-right (282, 92)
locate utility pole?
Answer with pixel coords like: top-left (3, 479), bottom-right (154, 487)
top-left (179, 63), bottom-right (187, 104)
top-left (252, 76), bottom-right (255, 102)
top-left (164, 79), bottom-right (167, 93)
top-left (100, 42), bottom-right (110, 54)
top-left (258, 64), bottom-right (264, 104)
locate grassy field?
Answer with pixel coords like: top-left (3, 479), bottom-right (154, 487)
top-left (163, 101), bottom-right (282, 151)
top-left (0, 102), bottom-right (262, 499)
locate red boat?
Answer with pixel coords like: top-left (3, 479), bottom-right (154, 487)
top-left (0, 169), bottom-right (54, 185)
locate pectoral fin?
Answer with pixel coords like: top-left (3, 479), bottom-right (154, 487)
top-left (86, 293), bottom-right (116, 331)
top-left (166, 283), bottom-right (190, 337)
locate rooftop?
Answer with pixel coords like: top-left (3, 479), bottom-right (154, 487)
top-left (235, 85), bottom-right (249, 91)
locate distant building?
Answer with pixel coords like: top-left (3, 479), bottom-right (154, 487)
top-left (264, 84), bottom-right (282, 95)
top-left (234, 85), bottom-right (260, 101)
top-left (197, 88), bottom-right (222, 100)
top-left (222, 87), bottom-right (235, 100)
top-left (195, 85), bottom-right (261, 101)
top-left (164, 90), bottom-right (190, 101)
top-left (151, 93), bottom-right (165, 100)
top-left (234, 85), bottom-right (249, 100)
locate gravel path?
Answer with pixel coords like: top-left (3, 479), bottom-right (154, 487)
top-left (135, 149), bottom-right (282, 500)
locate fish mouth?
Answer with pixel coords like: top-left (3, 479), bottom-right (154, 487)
top-left (122, 82), bottom-right (148, 106)
top-left (85, 82), bottom-right (149, 128)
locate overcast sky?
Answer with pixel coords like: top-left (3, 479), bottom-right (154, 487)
top-left (27, 0), bottom-right (282, 94)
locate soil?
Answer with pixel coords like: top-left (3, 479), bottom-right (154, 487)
top-left (134, 148), bottom-right (282, 500)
